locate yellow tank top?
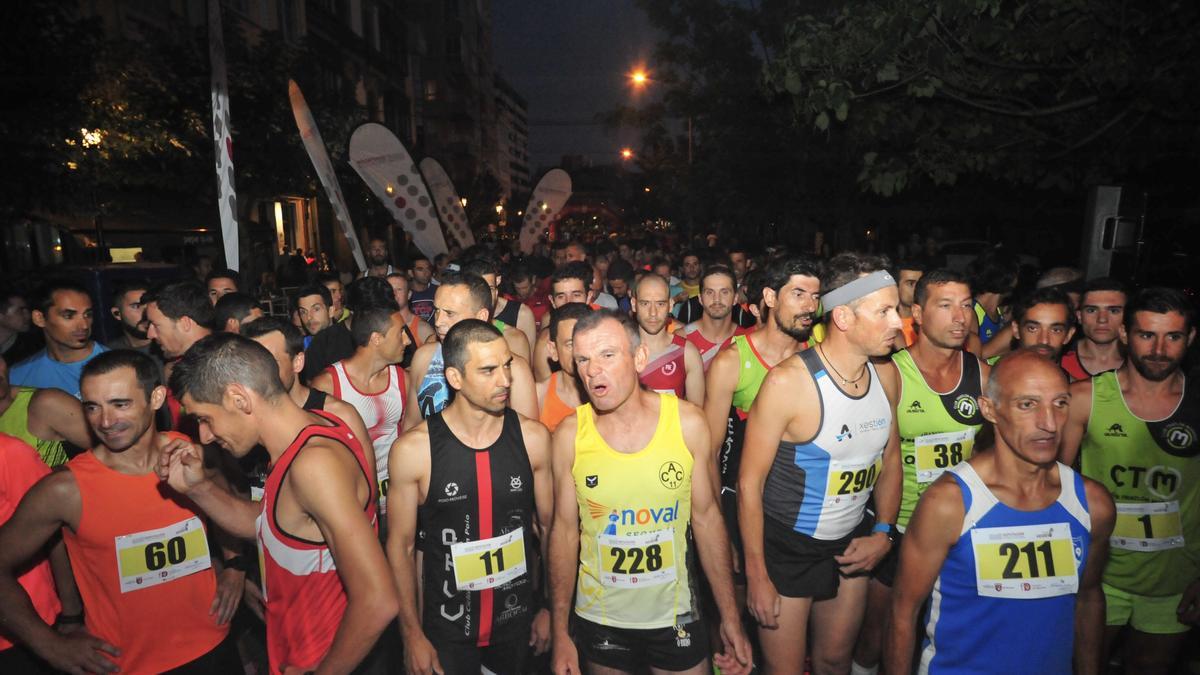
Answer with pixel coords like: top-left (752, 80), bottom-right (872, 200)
top-left (572, 393), bottom-right (694, 629)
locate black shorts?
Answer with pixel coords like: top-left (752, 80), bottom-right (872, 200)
top-left (434, 638), bottom-right (528, 675)
top-left (721, 489), bottom-right (746, 585)
top-left (575, 615), bottom-right (710, 672)
top-left (763, 516), bottom-right (871, 601)
top-left (871, 530), bottom-right (904, 587)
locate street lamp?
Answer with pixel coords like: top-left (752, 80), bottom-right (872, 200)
top-left (620, 147), bottom-right (634, 160)
top-left (629, 68), bottom-right (649, 89)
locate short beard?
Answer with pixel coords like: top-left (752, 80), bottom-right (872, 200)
top-left (1130, 353), bottom-right (1182, 382)
top-left (123, 322), bottom-right (148, 340)
top-left (777, 312), bottom-right (813, 343)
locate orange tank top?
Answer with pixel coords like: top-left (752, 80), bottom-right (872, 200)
top-left (63, 438), bottom-right (227, 674)
top-left (539, 372), bottom-right (576, 433)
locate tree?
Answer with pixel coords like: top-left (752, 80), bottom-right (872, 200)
top-left (766, 0), bottom-right (1200, 195)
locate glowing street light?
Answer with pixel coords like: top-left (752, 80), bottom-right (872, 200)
top-left (620, 147), bottom-right (634, 160)
top-left (629, 68), bottom-right (649, 88)
top-left (460, 197), bottom-right (468, 207)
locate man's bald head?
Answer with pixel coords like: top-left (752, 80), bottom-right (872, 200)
top-left (634, 272), bottom-right (669, 298)
top-left (985, 348), bottom-right (1068, 403)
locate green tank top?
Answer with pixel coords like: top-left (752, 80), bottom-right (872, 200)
top-left (1081, 371), bottom-right (1200, 595)
top-left (0, 387), bottom-right (68, 467)
top-left (893, 349), bottom-right (985, 529)
top-left (730, 334), bottom-right (770, 414)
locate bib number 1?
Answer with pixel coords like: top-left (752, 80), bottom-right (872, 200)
top-left (1112, 501), bottom-right (1184, 551)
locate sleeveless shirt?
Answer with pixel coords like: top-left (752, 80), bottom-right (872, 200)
top-left (326, 361), bottom-right (405, 509)
top-left (638, 334), bottom-right (688, 398)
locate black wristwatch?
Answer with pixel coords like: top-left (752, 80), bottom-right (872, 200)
top-left (222, 555), bottom-right (248, 572)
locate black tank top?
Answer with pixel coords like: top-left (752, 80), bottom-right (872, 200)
top-left (495, 298), bottom-right (521, 328)
top-left (418, 408), bottom-right (536, 646)
top-left (302, 387), bottom-right (328, 411)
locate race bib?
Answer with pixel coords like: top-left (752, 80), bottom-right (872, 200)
top-left (451, 528), bottom-right (528, 591)
top-left (115, 516), bottom-right (212, 593)
top-left (598, 529), bottom-right (676, 588)
top-left (826, 455), bottom-right (883, 501)
top-left (972, 522), bottom-right (1080, 599)
top-left (914, 429), bottom-right (975, 483)
top-left (1112, 501), bottom-right (1184, 552)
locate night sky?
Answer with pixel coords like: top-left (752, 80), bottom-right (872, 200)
top-left (492, 2), bottom-right (659, 171)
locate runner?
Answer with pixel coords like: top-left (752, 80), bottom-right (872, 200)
top-left (8, 279), bottom-right (108, 397)
top-left (1060, 277), bottom-right (1126, 381)
top-left (679, 265), bottom-right (750, 370)
top-left (302, 277), bottom-right (399, 383)
top-left (409, 256), bottom-right (438, 322)
top-left (537, 303), bottom-right (592, 432)
top-left (1060, 287), bottom-right (1199, 675)
top-left (388, 319), bottom-right (554, 674)
top-left (0, 350), bottom-right (237, 674)
top-left (548, 310), bottom-right (752, 675)
top-left (364, 236), bottom-right (396, 278)
top-left (461, 252), bottom-right (537, 356)
top-left (679, 251), bottom-right (703, 302)
top-left (310, 305), bottom-right (408, 512)
top-left (205, 269), bottom-right (239, 305)
top-left (0, 432), bottom-right (73, 674)
top-left (161, 333), bottom-right (399, 674)
top-left (887, 350), bottom-right (1113, 675)
top-left (704, 256), bottom-right (820, 582)
top-left (295, 283), bottom-right (334, 339)
top-left (143, 279), bottom-right (214, 364)
top-left (852, 268), bottom-right (989, 675)
top-left (895, 260), bottom-right (926, 349)
top-left (634, 273), bottom-right (705, 405)
top-left (0, 353), bottom-right (91, 467)
top-left (532, 261), bottom-right (598, 381)
top-left (106, 279), bottom-right (154, 354)
top-left (213, 292), bottom-right (264, 334)
top-left (739, 253), bottom-right (902, 675)
top-left (385, 272), bottom-right (436, 346)
top-left (406, 272), bottom-right (539, 427)
top-left (1012, 286), bottom-right (1076, 362)
top-left (318, 272), bottom-right (350, 323)
top-left (243, 317), bottom-right (377, 493)
top-left (969, 252), bottom-right (1019, 345)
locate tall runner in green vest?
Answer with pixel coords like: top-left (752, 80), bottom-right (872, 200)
top-left (850, 269), bottom-right (989, 675)
top-left (703, 256), bottom-right (822, 583)
top-left (1061, 287), bottom-right (1200, 675)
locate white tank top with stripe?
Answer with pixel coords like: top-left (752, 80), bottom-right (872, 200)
top-left (326, 361), bottom-right (405, 510)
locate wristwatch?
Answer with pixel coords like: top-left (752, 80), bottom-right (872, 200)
top-left (871, 522), bottom-right (899, 544)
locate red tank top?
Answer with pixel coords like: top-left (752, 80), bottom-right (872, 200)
top-left (639, 334), bottom-right (689, 397)
top-left (63, 439), bottom-right (226, 673)
top-left (681, 323), bottom-right (750, 370)
top-left (257, 411), bottom-right (376, 673)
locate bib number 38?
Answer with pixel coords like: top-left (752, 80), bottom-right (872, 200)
top-left (115, 516), bottom-right (211, 593)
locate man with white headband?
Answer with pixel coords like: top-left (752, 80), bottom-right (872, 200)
top-left (739, 253), bottom-right (903, 674)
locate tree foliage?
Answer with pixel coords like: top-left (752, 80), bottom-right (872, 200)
top-left (766, 0), bottom-right (1200, 195)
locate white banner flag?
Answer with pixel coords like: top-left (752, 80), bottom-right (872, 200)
top-left (418, 157), bottom-right (475, 249)
top-left (519, 169), bottom-right (572, 254)
top-left (348, 123), bottom-right (449, 260)
top-left (207, 0), bottom-right (239, 271)
top-left (289, 80), bottom-right (366, 273)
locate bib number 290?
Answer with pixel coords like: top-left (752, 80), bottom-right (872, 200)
top-left (836, 464), bottom-right (878, 495)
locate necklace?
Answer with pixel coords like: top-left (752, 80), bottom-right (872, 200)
top-left (818, 344), bottom-right (867, 388)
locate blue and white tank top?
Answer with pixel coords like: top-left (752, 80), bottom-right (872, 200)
top-left (762, 348), bottom-right (891, 540)
top-left (920, 462), bottom-right (1091, 675)
top-left (417, 344), bottom-right (451, 419)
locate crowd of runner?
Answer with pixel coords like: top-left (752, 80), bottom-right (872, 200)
top-left (0, 232), bottom-right (1196, 675)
